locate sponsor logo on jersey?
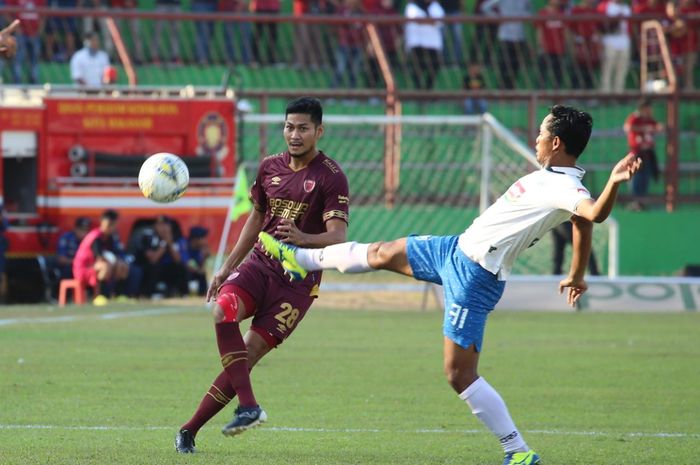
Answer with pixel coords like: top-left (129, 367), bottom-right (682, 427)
top-left (303, 179), bottom-right (316, 193)
top-left (337, 195), bottom-right (349, 204)
top-left (268, 197), bottom-right (309, 220)
top-left (322, 159), bottom-right (339, 174)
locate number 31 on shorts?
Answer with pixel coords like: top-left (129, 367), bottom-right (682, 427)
top-left (275, 302), bottom-right (300, 334)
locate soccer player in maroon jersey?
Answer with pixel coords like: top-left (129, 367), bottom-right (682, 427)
top-left (175, 97), bottom-right (350, 453)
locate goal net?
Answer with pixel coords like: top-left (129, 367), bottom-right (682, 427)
top-left (241, 113), bottom-right (617, 292)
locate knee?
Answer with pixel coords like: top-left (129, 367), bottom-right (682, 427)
top-left (444, 364), bottom-right (478, 394)
top-left (212, 304), bottom-right (226, 323)
top-left (367, 241), bottom-right (389, 269)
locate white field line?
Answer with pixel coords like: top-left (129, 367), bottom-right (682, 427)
top-left (0, 424), bottom-right (696, 439)
top-left (0, 307), bottom-right (195, 327)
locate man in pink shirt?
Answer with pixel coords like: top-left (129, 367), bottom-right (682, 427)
top-left (73, 209), bottom-right (129, 305)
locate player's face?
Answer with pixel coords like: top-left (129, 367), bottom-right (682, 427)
top-left (535, 114), bottom-right (555, 167)
top-left (284, 114), bottom-right (323, 158)
top-left (100, 218), bottom-right (117, 235)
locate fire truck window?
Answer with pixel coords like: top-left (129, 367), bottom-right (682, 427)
top-left (2, 157), bottom-right (37, 214)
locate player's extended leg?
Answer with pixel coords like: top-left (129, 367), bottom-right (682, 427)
top-left (446, 339), bottom-right (540, 465)
top-left (176, 330), bottom-right (272, 453)
top-left (211, 290), bottom-right (267, 436)
top-left (258, 231), bottom-right (412, 280)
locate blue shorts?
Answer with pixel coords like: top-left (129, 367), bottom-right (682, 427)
top-left (407, 235), bottom-right (505, 351)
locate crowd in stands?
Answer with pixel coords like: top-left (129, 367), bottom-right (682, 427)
top-left (53, 210), bottom-right (210, 305)
top-left (0, 0), bottom-right (697, 90)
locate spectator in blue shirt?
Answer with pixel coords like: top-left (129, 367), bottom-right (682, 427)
top-left (56, 216), bottom-right (92, 279)
top-left (135, 215), bottom-right (188, 297)
top-left (186, 226), bottom-right (210, 296)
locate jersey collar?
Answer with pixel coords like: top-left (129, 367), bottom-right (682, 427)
top-left (545, 165), bottom-right (586, 179)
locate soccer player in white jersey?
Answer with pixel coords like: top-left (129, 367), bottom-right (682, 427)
top-left (258, 105), bottom-right (641, 465)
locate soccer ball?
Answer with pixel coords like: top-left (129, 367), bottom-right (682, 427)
top-left (138, 153), bottom-right (189, 203)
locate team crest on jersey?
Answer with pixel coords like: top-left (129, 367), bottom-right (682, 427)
top-left (303, 179), bottom-right (316, 193)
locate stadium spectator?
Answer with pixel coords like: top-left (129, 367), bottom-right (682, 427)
top-left (292, 0), bottom-right (319, 70)
top-left (481, 0), bottom-right (532, 89)
top-left (250, 0), bottom-right (281, 65)
top-left (56, 216), bottom-right (91, 280)
top-left (186, 226), bottom-right (210, 296)
top-left (192, 0), bottom-right (217, 65)
top-left (537, 0), bottom-right (567, 87)
top-left (440, 0), bottom-right (465, 66)
top-left (599, 0), bottom-right (631, 92)
top-left (73, 209), bottom-right (130, 306)
top-left (462, 63), bottom-right (488, 114)
top-left (219, 0), bottom-right (252, 65)
top-left (405, 0), bottom-right (445, 90)
top-left (331, 0), bottom-right (365, 89)
top-left (624, 98), bottom-right (663, 210)
top-left (108, 0), bottom-right (145, 64)
top-left (5, 0), bottom-right (45, 84)
top-left (667, 0), bottom-right (700, 90)
top-left (366, 0), bottom-right (400, 89)
top-left (259, 105), bottom-right (642, 465)
top-left (175, 97), bottom-right (350, 453)
top-left (0, 204), bottom-right (8, 304)
top-left (552, 221), bottom-right (600, 275)
top-left (134, 215), bottom-right (188, 298)
top-left (151, 0), bottom-right (181, 64)
top-left (470, 0), bottom-right (499, 65)
top-left (570, 0), bottom-right (602, 89)
top-left (70, 31), bottom-right (110, 86)
top-left (44, 0), bottom-right (82, 62)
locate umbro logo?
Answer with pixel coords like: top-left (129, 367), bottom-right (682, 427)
top-left (270, 176), bottom-right (281, 185)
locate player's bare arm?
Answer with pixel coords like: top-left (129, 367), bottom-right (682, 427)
top-left (574, 153), bottom-right (642, 223)
top-left (558, 215), bottom-right (592, 306)
top-left (276, 218), bottom-right (347, 247)
top-left (206, 206), bottom-right (265, 301)
top-left (0, 19), bottom-right (19, 58)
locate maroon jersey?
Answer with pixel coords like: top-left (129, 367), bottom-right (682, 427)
top-left (249, 151), bottom-right (350, 291)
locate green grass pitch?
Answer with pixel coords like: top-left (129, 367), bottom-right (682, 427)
top-left (0, 303), bottom-right (698, 465)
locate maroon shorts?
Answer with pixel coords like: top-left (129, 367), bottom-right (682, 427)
top-left (219, 254), bottom-right (317, 348)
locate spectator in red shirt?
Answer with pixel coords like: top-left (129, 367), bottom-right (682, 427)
top-left (366, 0), bottom-right (400, 88)
top-left (537, 0), bottom-right (567, 87)
top-left (331, 0), bottom-right (365, 88)
top-left (570, 0), bottom-right (602, 89)
top-left (668, 0), bottom-right (700, 90)
top-left (5, 0), bottom-right (46, 83)
top-left (623, 99), bottom-right (663, 208)
top-left (251, 0), bottom-right (281, 65)
top-left (219, 0), bottom-right (252, 65)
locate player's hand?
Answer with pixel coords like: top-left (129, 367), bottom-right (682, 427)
top-left (276, 218), bottom-right (308, 246)
top-left (610, 153), bottom-right (643, 184)
top-left (206, 270), bottom-right (229, 302)
top-left (0, 20), bottom-right (20, 59)
top-left (558, 276), bottom-right (588, 307)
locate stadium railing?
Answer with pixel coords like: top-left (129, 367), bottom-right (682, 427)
top-left (0, 7), bottom-right (698, 210)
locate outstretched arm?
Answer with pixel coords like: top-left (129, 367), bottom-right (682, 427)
top-left (574, 153), bottom-right (642, 223)
top-left (558, 215), bottom-right (592, 307)
top-left (0, 20), bottom-right (19, 58)
top-left (206, 207), bottom-right (265, 301)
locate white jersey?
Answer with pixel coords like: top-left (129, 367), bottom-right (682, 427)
top-left (458, 166), bottom-right (592, 280)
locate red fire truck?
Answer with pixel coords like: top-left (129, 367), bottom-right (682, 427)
top-left (0, 87), bottom-right (241, 302)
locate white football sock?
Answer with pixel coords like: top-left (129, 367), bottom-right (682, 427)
top-left (295, 242), bottom-right (373, 273)
top-left (459, 377), bottom-right (529, 454)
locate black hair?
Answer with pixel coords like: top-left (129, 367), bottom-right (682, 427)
top-left (638, 98), bottom-right (652, 109)
top-left (101, 209), bottom-right (119, 222)
top-left (285, 97), bottom-right (323, 126)
top-left (546, 105), bottom-right (593, 158)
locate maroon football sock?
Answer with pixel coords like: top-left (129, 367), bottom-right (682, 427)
top-left (215, 322), bottom-right (258, 408)
top-left (181, 370), bottom-right (236, 436)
